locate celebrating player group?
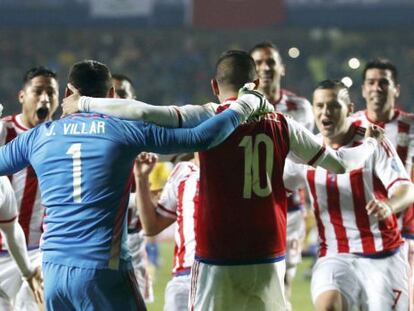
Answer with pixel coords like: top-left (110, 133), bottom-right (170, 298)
top-left (0, 41), bottom-right (413, 311)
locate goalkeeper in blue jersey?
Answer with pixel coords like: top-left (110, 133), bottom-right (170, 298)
top-left (0, 60), bottom-right (271, 311)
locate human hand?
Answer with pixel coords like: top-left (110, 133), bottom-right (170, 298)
top-left (24, 266), bottom-right (44, 310)
top-left (365, 124), bottom-right (384, 142)
top-left (237, 83), bottom-right (274, 120)
top-left (366, 198), bottom-right (393, 221)
top-left (61, 83), bottom-right (81, 117)
top-left (134, 153), bottom-right (158, 179)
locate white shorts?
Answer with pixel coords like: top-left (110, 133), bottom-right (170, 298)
top-left (189, 260), bottom-right (287, 311)
top-left (127, 231), bottom-right (154, 303)
top-left (311, 250), bottom-right (411, 311)
top-left (286, 209), bottom-right (305, 268)
top-left (0, 248), bottom-right (41, 311)
top-left (164, 273), bottom-right (191, 311)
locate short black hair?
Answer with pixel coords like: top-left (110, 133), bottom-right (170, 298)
top-left (363, 58), bottom-right (398, 83)
top-left (215, 50), bottom-right (257, 91)
top-left (68, 60), bottom-right (112, 97)
top-left (249, 41), bottom-right (280, 56)
top-left (314, 79), bottom-right (351, 104)
top-left (23, 66), bottom-right (57, 85)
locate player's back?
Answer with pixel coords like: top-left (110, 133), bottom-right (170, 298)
top-left (197, 112), bottom-right (290, 264)
top-left (27, 113), bottom-right (145, 270)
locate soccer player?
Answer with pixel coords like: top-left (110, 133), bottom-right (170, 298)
top-left (0, 59), bottom-right (270, 311)
top-left (0, 175), bottom-right (43, 311)
top-left (61, 52), bottom-right (383, 310)
top-left (352, 58), bottom-right (414, 279)
top-left (135, 152), bottom-right (198, 311)
top-left (284, 80), bottom-right (414, 310)
top-left (0, 66), bottom-right (59, 310)
top-left (112, 73), bottom-right (154, 303)
top-left (250, 41), bottom-right (315, 305)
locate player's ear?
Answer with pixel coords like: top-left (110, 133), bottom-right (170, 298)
top-left (64, 86), bottom-right (73, 98)
top-left (18, 89), bottom-right (25, 104)
top-left (108, 86), bottom-right (115, 98)
top-left (211, 79), bottom-right (219, 96)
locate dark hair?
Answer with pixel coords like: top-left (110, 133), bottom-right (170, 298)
top-left (23, 66), bottom-right (57, 85)
top-left (363, 58), bottom-right (398, 83)
top-left (215, 50), bottom-right (257, 91)
top-left (68, 60), bottom-right (112, 97)
top-left (249, 41), bottom-right (280, 56)
top-left (314, 79), bottom-right (351, 104)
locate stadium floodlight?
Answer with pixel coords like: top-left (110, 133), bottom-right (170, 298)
top-left (341, 76), bottom-right (353, 88)
top-left (348, 58), bottom-right (360, 70)
top-left (288, 47), bottom-right (300, 59)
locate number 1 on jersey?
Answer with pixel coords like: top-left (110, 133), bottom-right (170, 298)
top-left (67, 143), bottom-right (82, 203)
top-left (239, 134), bottom-right (274, 199)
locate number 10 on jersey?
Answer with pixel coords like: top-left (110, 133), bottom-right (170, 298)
top-left (67, 143), bottom-right (82, 203)
top-left (239, 134), bottom-right (274, 199)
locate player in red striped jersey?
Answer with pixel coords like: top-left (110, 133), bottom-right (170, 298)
top-left (135, 152), bottom-right (198, 311)
top-left (250, 42), bottom-right (315, 308)
top-left (284, 80), bottom-right (414, 310)
top-left (352, 58), bottom-right (414, 290)
top-left (0, 66), bottom-right (58, 310)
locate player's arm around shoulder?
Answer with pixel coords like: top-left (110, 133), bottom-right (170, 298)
top-left (367, 137), bottom-right (414, 220)
top-left (134, 153), bottom-right (175, 236)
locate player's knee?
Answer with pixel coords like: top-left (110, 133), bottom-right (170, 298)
top-left (314, 290), bottom-right (347, 311)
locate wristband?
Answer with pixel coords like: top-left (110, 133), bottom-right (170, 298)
top-left (78, 97), bottom-right (91, 112)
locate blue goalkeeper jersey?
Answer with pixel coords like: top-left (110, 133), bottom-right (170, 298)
top-left (0, 111), bottom-right (240, 270)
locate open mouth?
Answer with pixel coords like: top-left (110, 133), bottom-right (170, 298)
top-left (36, 107), bottom-right (49, 120)
top-left (321, 119), bottom-right (334, 127)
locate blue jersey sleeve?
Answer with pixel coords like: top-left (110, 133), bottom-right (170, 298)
top-left (0, 128), bottom-right (34, 175)
top-left (125, 109), bottom-right (241, 154)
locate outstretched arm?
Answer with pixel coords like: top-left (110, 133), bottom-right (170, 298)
top-left (287, 118), bottom-right (382, 174)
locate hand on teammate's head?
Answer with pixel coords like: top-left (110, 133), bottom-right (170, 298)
top-left (365, 124), bottom-right (384, 142)
top-left (61, 83), bottom-right (81, 118)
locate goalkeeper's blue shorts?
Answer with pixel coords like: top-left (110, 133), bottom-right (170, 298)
top-left (43, 261), bottom-right (146, 310)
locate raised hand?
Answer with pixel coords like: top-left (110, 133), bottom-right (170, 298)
top-left (365, 124), bottom-right (384, 142)
top-left (134, 152), bottom-right (158, 179)
top-left (237, 83), bottom-right (274, 120)
top-left (61, 83), bottom-right (81, 117)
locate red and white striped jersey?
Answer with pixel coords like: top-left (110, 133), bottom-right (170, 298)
top-left (0, 176), bottom-right (18, 223)
top-left (157, 161), bottom-right (199, 275)
top-left (352, 109), bottom-right (414, 237)
top-left (273, 89), bottom-right (314, 132)
top-left (274, 89), bottom-right (314, 212)
top-left (284, 124), bottom-right (409, 257)
top-left (0, 114), bottom-right (43, 251)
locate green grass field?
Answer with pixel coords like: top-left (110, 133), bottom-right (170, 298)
top-left (147, 241), bottom-right (314, 311)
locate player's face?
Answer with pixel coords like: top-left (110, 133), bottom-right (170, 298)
top-left (251, 47), bottom-right (285, 94)
top-left (19, 76), bottom-right (59, 128)
top-left (362, 68), bottom-right (399, 116)
top-left (313, 88), bottom-right (350, 139)
top-left (113, 79), bottom-right (135, 99)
